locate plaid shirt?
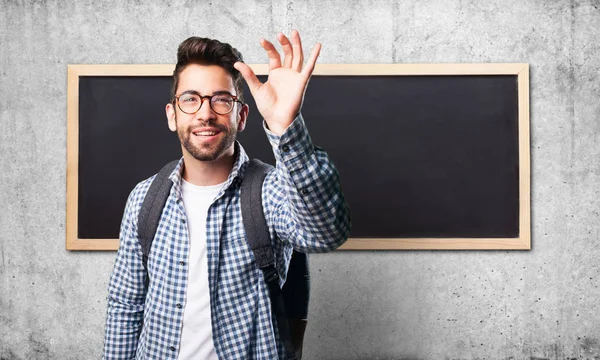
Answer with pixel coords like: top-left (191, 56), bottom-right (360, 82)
top-left (103, 114), bottom-right (351, 360)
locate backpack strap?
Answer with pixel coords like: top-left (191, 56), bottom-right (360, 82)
top-left (138, 160), bottom-right (179, 272)
top-left (241, 159), bottom-right (297, 360)
top-left (282, 250), bottom-right (309, 356)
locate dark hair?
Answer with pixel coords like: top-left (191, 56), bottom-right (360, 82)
top-left (171, 36), bottom-right (245, 102)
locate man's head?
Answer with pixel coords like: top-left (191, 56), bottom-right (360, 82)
top-left (166, 37), bottom-right (249, 162)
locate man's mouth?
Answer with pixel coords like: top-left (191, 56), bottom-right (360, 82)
top-left (194, 131), bottom-right (218, 136)
top-left (191, 127), bottom-right (222, 137)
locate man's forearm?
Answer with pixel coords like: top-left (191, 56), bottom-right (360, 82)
top-left (264, 114), bottom-right (352, 252)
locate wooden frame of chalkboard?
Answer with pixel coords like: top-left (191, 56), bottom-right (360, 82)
top-left (66, 63), bottom-right (530, 251)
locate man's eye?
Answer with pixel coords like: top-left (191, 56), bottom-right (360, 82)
top-left (182, 97), bottom-right (198, 103)
top-left (214, 96), bottom-right (232, 103)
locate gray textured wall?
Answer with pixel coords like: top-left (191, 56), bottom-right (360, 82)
top-left (1, 0), bottom-right (599, 359)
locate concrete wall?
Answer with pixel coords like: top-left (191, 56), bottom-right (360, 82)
top-left (1, 0), bottom-right (599, 359)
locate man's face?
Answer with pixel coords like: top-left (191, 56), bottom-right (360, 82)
top-left (166, 64), bottom-right (248, 162)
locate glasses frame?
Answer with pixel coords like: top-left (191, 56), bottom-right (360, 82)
top-left (173, 91), bottom-right (244, 115)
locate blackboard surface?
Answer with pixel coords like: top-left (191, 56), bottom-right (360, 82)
top-left (243, 75), bottom-right (520, 239)
top-left (77, 73), bottom-right (520, 242)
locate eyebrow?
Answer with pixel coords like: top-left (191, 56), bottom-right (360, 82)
top-left (178, 89), bottom-right (235, 97)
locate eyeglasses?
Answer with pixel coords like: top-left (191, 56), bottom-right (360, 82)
top-left (173, 91), bottom-right (243, 115)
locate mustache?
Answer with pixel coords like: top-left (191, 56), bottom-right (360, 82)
top-left (187, 122), bottom-right (228, 133)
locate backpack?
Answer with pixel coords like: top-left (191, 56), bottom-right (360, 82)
top-left (137, 159), bottom-right (309, 360)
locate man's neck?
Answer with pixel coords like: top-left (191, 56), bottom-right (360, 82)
top-left (181, 149), bottom-right (236, 186)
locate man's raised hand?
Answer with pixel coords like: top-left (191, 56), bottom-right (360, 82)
top-left (234, 30), bottom-right (321, 136)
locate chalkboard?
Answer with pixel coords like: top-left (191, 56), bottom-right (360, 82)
top-left (66, 64), bottom-right (530, 250)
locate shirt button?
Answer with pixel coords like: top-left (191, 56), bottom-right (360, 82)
top-left (182, 218), bottom-right (186, 224)
top-left (282, 145), bottom-right (290, 152)
top-left (179, 261), bottom-right (185, 266)
top-left (300, 189), bottom-right (308, 195)
top-left (170, 346), bottom-right (176, 351)
top-left (176, 303), bottom-right (182, 309)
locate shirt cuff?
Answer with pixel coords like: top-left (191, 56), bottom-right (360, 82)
top-left (263, 114), bottom-right (314, 171)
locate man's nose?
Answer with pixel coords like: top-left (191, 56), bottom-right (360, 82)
top-left (195, 97), bottom-right (216, 119)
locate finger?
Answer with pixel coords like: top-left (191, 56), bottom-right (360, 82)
top-left (291, 30), bottom-right (304, 72)
top-left (260, 38), bottom-right (282, 70)
top-left (277, 32), bottom-right (293, 69)
top-left (301, 43), bottom-right (321, 79)
top-left (234, 61), bottom-right (262, 95)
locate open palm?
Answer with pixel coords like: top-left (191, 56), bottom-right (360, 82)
top-left (234, 30), bottom-right (321, 136)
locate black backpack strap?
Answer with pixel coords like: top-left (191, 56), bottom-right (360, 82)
top-left (241, 159), bottom-right (297, 360)
top-left (282, 251), bottom-right (310, 320)
top-left (282, 250), bottom-right (309, 355)
top-left (138, 160), bottom-right (179, 272)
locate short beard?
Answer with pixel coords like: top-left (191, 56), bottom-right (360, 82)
top-left (177, 116), bottom-right (238, 162)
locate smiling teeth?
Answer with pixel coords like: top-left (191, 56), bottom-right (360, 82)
top-left (196, 131), bottom-right (216, 136)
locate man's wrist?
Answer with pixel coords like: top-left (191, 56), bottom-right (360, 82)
top-left (263, 113), bottom-right (303, 143)
top-left (264, 114), bottom-right (298, 136)
top-left (264, 114), bottom-right (313, 171)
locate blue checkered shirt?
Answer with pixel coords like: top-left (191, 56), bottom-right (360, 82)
top-left (103, 114), bottom-right (351, 359)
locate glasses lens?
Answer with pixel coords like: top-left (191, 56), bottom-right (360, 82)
top-left (210, 94), bottom-right (234, 114)
top-left (178, 94), bottom-right (201, 114)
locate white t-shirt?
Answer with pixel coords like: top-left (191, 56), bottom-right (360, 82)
top-left (177, 179), bottom-right (225, 360)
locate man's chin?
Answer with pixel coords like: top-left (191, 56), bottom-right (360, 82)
top-left (191, 153), bottom-right (221, 162)
top-left (185, 142), bottom-right (232, 162)
top-left (180, 132), bottom-right (236, 162)
top-left (186, 147), bottom-right (221, 162)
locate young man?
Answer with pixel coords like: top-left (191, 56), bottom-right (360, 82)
top-left (102, 31), bottom-right (351, 360)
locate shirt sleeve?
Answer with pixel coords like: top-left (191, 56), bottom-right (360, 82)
top-left (262, 113), bottom-right (352, 253)
top-left (102, 187), bottom-right (147, 359)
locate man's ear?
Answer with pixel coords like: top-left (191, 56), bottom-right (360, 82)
top-left (237, 103), bottom-right (249, 132)
top-left (166, 102), bottom-right (177, 132)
